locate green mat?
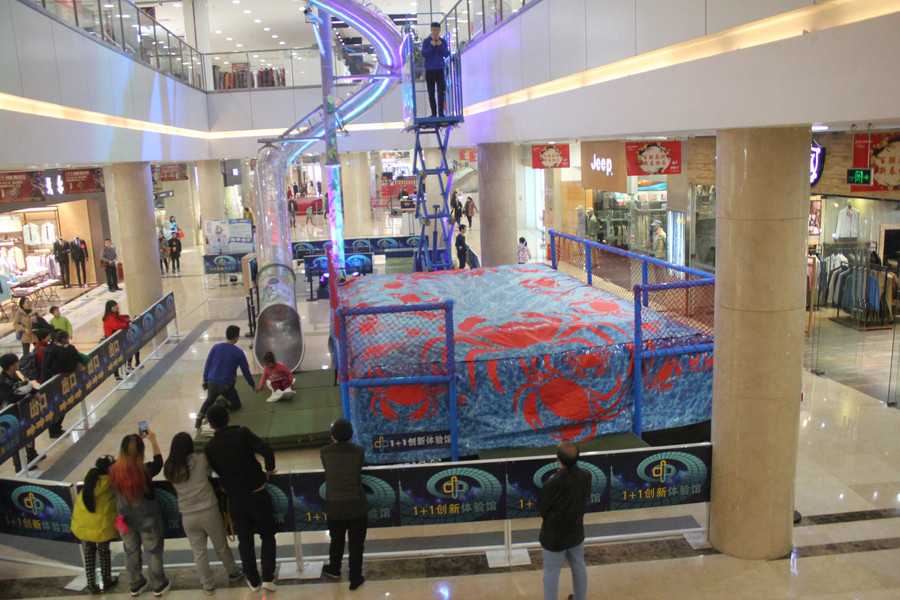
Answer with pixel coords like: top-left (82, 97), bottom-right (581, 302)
top-left (478, 432), bottom-right (648, 460)
top-left (193, 372), bottom-right (343, 451)
top-left (385, 256), bottom-right (414, 274)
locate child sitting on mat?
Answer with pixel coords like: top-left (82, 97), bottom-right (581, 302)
top-left (256, 351), bottom-right (295, 403)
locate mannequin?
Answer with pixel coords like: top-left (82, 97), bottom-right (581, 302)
top-left (835, 201), bottom-right (860, 240)
top-left (652, 219), bottom-right (667, 260)
top-left (70, 236), bottom-right (89, 287)
top-left (576, 205), bottom-right (586, 238)
top-left (52, 237), bottom-right (70, 288)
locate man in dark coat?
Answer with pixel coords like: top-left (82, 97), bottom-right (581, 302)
top-left (455, 224), bottom-right (468, 269)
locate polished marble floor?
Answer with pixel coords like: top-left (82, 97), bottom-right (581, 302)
top-left (5, 217), bottom-right (900, 599)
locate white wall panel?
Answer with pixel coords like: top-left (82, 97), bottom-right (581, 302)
top-left (635, 0), bottom-right (705, 54)
top-left (207, 91), bottom-right (252, 131)
top-left (106, 51), bottom-right (137, 117)
top-left (173, 80), bottom-right (209, 130)
top-left (129, 67), bottom-right (156, 121)
top-left (518, 0), bottom-right (550, 89)
top-left (548, 0), bottom-right (586, 80)
top-left (706, 0), bottom-right (811, 34)
top-left (0, 0), bottom-right (23, 97)
top-left (494, 14), bottom-right (523, 97)
top-left (14, 2), bottom-right (61, 104)
top-left (52, 22), bottom-right (92, 112)
top-left (585, 0), bottom-right (636, 69)
top-left (461, 40), bottom-right (487, 105)
top-left (80, 37), bottom-right (115, 115)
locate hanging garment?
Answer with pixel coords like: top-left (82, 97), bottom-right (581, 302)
top-left (22, 223), bottom-right (41, 246)
top-left (835, 207), bottom-right (860, 239)
top-left (40, 222), bottom-right (56, 245)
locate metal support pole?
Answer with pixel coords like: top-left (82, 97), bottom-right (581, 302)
top-left (585, 244), bottom-right (592, 286)
top-left (633, 285), bottom-right (644, 438)
top-left (550, 231), bottom-right (557, 269)
top-left (641, 261), bottom-right (649, 307)
top-left (444, 301), bottom-right (458, 461)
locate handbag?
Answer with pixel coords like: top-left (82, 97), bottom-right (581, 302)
top-left (177, 228), bottom-right (185, 239)
top-left (98, 260), bottom-right (107, 269)
top-left (114, 514), bottom-right (130, 534)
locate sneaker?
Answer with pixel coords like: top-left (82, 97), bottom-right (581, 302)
top-left (349, 577), bottom-right (365, 591)
top-left (247, 579), bottom-right (261, 592)
top-left (280, 389), bottom-right (295, 401)
top-left (203, 585), bottom-right (215, 596)
top-left (261, 581), bottom-right (276, 592)
top-left (322, 565), bottom-right (341, 580)
top-left (86, 584), bottom-right (101, 594)
top-left (152, 580), bottom-right (170, 597)
top-left (194, 415), bottom-right (204, 430)
top-left (200, 424), bottom-right (215, 437)
top-left (130, 577), bottom-right (148, 596)
top-left (103, 575), bottom-right (119, 591)
top-left (266, 390), bottom-right (285, 403)
top-left (227, 570), bottom-right (244, 584)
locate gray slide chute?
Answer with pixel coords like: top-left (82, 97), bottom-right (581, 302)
top-left (252, 0), bottom-right (403, 370)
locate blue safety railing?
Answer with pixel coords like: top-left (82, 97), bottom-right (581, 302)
top-left (550, 229), bottom-right (715, 438)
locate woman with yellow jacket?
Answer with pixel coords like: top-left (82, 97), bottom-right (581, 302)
top-left (71, 455), bottom-right (120, 594)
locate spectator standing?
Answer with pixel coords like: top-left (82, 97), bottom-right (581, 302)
top-left (288, 196), bottom-right (297, 229)
top-left (321, 419), bottom-right (368, 591)
top-left (108, 429), bottom-right (170, 597)
top-left (196, 325), bottom-right (255, 429)
top-left (42, 329), bottom-right (83, 438)
top-left (103, 300), bottom-right (140, 378)
top-left (167, 235), bottom-right (182, 277)
top-left (0, 353), bottom-right (39, 471)
top-left (422, 22), bottom-right (450, 117)
top-left (164, 432), bottom-right (244, 595)
top-left (517, 237), bottom-right (532, 264)
top-left (49, 306), bottom-right (73, 338)
top-left (455, 224), bottom-right (468, 270)
top-left (537, 441), bottom-right (590, 600)
top-left (204, 404), bottom-right (277, 592)
top-left (167, 216), bottom-right (178, 238)
top-left (14, 297), bottom-right (36, 354)
top-left (464, 196), bottom-right (478, 227)
top-left (158, 232), bottom-right (169, 275)
top-left (100, 239), bottom-right (120, 292)
top-left (71, 455), bottom-right (119, 594)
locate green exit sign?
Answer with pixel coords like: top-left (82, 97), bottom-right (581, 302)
top-left (847, 168), bottom-right (873, 185)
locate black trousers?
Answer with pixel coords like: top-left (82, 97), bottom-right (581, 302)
top-left (73, 259), bottom-right (87, 285)
top-left (457, 250), bottom-right (467, 269)
top-left (230, 488), bottom-right (277, 586)
top-left (58, 258), bottom-right (70, 286)
top-left (105, 264), bottom-right (118, 291)
top-left (199, 382), bottom-right (241, 417)
top-left (425, 69), bottom-right (446, 117)
top-left (327, 514), bottom-right (368, 583)
top-left (170, 256), bottom-right (180, 272)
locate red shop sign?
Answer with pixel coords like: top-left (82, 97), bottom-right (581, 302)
top-left (625, 141), bottom-right (682, 176)
top-left (531, 144), bottom-right (570, 169)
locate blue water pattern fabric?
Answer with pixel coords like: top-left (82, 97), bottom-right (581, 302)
top-left (337, 264), bottom-right (713, 463)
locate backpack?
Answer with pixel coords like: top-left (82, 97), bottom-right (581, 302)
top-left (19, 350), bottom-right (40, 381)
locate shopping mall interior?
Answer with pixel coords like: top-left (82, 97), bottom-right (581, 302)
top-left (2, 0), bottom-right (900, 598)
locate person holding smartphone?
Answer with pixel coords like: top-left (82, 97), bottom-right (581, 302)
top-left (422, 22), bottom-right (450, 117)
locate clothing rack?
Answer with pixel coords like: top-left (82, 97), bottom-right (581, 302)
top-left (822, 242), bottom-right (896, 330)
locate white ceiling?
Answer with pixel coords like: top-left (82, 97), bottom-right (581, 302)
top-left (137, 0), bottom-right (446, 54)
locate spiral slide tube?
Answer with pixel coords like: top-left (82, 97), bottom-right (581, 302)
top-left (252, 0), bottom-right (402, 370)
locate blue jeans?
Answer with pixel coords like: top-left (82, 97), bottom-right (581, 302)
top-left (542, 542), bottom-right (587, 600)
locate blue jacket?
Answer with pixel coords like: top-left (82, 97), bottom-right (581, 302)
top-left (422, 36), bottom-right (450, 71)
top-left (203, 342), bottom-right (255, 388)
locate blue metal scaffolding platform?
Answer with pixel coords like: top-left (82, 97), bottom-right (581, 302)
top-left (400, 30), bottom-right (464, 272)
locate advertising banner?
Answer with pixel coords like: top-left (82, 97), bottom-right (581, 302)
top-left (0, 478), bottom-right (76, 542)
top-left (267, 475), bottom-right (296, 533)
top-left (398, 462), bottom-right (507, 525)
top-left (504, 455), bottom-right (609, 519)
top-left (290, 471), bottom-right (329, 532)
top-left (227, 219), bottom-right (254, 253)
top-left (156, 164), bottom-right (190, 182)
top-left (292, 236), bottom-right (420, 260)
top-left (205, 220), bottom-right (230, 255)
top-left (0, 403), bottom-right (22, 467)
top-left (0, 172), bottom-right (44, 202)
top-left (852, 133), bottom-right (900, 192)
top-left (608, 445), bottom-right (711, 510)
top-left (625, 141), bottom-right (683, 176)
top-left (152, 481), bottom-right (187, 539)
top-left (203, 254), bottom-right (245, 274)
top-left (62, 168), bottom-right (105, 194)
top-left (581, 141), bottom-right (627, 192)
top-left (531, 144), bottom-right (571, 169)
top-left (12, 293), bottom-right (176, 450)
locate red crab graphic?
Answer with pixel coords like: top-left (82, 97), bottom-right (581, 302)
top-left (561, 347), bottom-right (616, 379)
top-left (643, 356), bottom-right (683, 393)
top-left (689, 354), bottom-right (714, 372)
top-left (519, 276), bottom-right (568, 295)
top-left (570, 297), bottom-right (628, 319)
top-left (455, 312), bottom-right (629, 392)
top-left (513, 356), bottom-right (627, 439)
top-left (366, 367), bottom-right (450, 422)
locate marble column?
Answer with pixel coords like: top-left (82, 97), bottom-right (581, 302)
top-left (340, 152), bottom-right (371, 238)
top-left (197, 159), bottom-right (225, 223)
top-left (110, 163), bottom-right (164, 320)
top-left (476, 142), bottom-right (518, 266)
top-left (709, 126), bottom-right (810, 559)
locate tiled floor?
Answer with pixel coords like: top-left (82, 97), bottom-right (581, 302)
top-left (5, 218), bottom-right (900, 599)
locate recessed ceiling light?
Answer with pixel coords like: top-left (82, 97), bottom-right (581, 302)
top-left (253, 54), bottom-right (259, 57)
top-left (226, 37), bottom-right (233, 40)
top-left (263, 27), bottom-right (271, 31)
top-left (812, 124), bottom-right (829, 132)
top-left (236, 43), bottom-right (243, 47)
top-left (272, 34), bottom-right (278, 38)
top-left (173, 2), bottom-right (181, 6)
top-left (254, 18), bottom-right (261, 23)
top-left (214, 30), bottom-right (222, 34)
top-left (103, 2), bottom-right (113, 7)
top-left (279, 41), bottom-right (285, 45)
top-left (224, 61), bottom-right (230, 64)
top-left (232, 0), bottom-right (239, 3)
top-left (243, 9), bottom-right (251, 13)
top-left (214, 56), bottom-right (220, 59)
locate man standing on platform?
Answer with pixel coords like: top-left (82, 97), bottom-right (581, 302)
top-left (321, 418), bottom-right (368, 591)
top-left (100, 239), bottom-right (120, 292)
top-left (422, 21), bottom-right (450, 117)
top-left (204, 404), bottom-right (277, 592)
top-left (196, 325), bottom-right (255, 429)
top-left (538, 441), bottom-right (590, 600)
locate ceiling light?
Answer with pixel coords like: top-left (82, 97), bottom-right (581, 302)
top-left (214, 56), bottom-right (220, 59)
top-left (223, 61), bottom-right (230, 65)
top-left (236, 43), bottom-right (243, 47)
top-left (812, 124), bottom-right (829, 131)
top-left (103, 2), bottom-right (113, 6)
top-left (243, 9), bottom-right (251, 13)
top-left (253, 54), bottom-right (259, 57)
top-left (214, 30), bottom-right (222, 34)
top-left (226, 37), bottom-right (233, 40)
top-left (272, 34), bottom-right (278, 38)
top-left (232, 0), bottom-right (239, 3)
top-left (254, 18), bottom-right (261, 23)
top-left (279, 41), bottom-right (285, 45)
top-left (173, 2), bottom-right (181, 6)
top-left (264, 27), bottom-right (270, 31)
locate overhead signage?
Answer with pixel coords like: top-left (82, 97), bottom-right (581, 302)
top-left (62, 168), bottom-right (105, 194)
top-left (847, 168), bottom-right (873, 185)
top-left (810, 143), bottom-right (826, 186)
top-left (852, 133), bottom-right (900, 191)
top-left (0, 169), bottom-right (104, 202)
top-left (0, 172), bottom-right (45, 202)
top-left (531, 144), bottom-right (570, 169)
top-left (625, 141), bottom-right (682, 176)
top-left (581, 141), bottom-right (627, 192)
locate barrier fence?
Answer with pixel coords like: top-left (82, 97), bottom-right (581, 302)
top-left (549, 231), bottom-right (715, 436)
top-left (0, 293), bottom-right (178, 472)
top-left (0, 442), bottom-right (711, 572)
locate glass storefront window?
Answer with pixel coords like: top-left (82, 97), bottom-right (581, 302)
top-left (691, 184), bottom-right (716, 271)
